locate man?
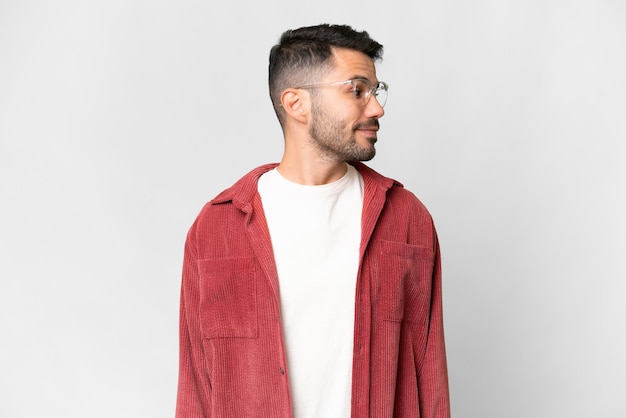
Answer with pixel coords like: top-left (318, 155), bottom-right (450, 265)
top-left (176, 24), bottom-right (450, 417)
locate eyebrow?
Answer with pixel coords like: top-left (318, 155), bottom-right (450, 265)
top-left (350, 75), bottom-right (377, 84)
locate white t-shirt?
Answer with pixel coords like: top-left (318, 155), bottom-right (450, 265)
top-left (258, 164), bottom-right (364, 418)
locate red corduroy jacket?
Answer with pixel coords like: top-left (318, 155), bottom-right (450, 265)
top-left (176, 162), bottom-right (450, 417)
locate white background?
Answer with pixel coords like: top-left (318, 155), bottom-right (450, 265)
top-left (1, 0), bottom-right (625, 417)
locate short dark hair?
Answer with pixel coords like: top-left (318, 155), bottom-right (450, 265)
top-left (268, 24), bottom-right (384, 125)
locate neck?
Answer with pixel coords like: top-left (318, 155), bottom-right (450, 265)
top-left (277, 156), bottom-right (349, 186)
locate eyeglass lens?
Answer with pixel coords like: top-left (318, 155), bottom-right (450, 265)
top-left (353, 79), bottom-right (387, 107)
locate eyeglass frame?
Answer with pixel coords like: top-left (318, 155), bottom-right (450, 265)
top-left (294, 78), bottom-right (389, 108)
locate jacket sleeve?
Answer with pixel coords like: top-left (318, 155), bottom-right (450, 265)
top-left (417, 226), bottom-right (451, 417)
top-left (176, 224), bottom-right (212, 417)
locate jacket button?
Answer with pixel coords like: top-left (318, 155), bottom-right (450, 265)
top-left (279, 367), bottom-right (285, 375)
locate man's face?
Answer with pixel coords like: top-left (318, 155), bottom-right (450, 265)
top-left (307, 48), bottom-right (385, 162)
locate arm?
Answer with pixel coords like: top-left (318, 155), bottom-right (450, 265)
top-left (417, 228), bottom-right (451, 417)
top-left (175, 226), bottom-right (212, 418)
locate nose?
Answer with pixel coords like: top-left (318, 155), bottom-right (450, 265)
top-left (364, 95), bottom-right (385, 119)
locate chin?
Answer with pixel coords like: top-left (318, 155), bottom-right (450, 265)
top-left (356, 149), bottom-right (376, 162)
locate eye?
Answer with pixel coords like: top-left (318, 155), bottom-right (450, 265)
top-left (351, 80), bottom-right (368, 98)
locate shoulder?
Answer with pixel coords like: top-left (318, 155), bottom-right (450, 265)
top-left (387, 184), bottom-right (431, 216)
top-left (209, 163), bottom-right (278, 206)
top-left (352, 161), bottom-right (431, 216)
top-left (188, 163), bottom-right (278, 233)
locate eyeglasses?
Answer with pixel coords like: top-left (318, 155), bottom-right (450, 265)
top-left (295, 78), bottom-right (389, 108)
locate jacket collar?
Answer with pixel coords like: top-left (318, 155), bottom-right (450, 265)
top-left (210, 161), bottom-right (402, 210)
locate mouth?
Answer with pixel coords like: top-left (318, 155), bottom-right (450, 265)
top-left (355, 120), bottom-right (380, 139)
top-left (357, 130), bottom-right (378, 144)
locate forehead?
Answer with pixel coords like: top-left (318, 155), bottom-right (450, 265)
top-left (327, 47), bottom-right (378, 81)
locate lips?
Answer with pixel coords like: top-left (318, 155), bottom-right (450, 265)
top-left (357, 130), bottom-right (378, 143)
top-left (354, 120), bottom-right (379, 139)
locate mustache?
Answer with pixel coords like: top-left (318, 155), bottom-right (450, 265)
top-left (354, 119), bottom-right (380, 130)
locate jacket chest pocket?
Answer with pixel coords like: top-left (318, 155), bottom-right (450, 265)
top-left (374, 241), bottom-right (434, 323)
top-left (198, 257), bottom-right (258, 339)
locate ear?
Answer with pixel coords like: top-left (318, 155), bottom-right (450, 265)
top-left (280, 88), bottom-right (309, 123)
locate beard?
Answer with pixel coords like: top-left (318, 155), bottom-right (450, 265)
top-left (308, 100), bottom-right (378, 162)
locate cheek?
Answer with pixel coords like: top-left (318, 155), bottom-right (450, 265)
top-left (336, 108), bottom-right (362, 129)
top-left (327, 98), bottom-right (361, 118)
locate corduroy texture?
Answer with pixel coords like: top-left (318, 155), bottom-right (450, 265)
top-left (176, 162), bottom-right (450, 418)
